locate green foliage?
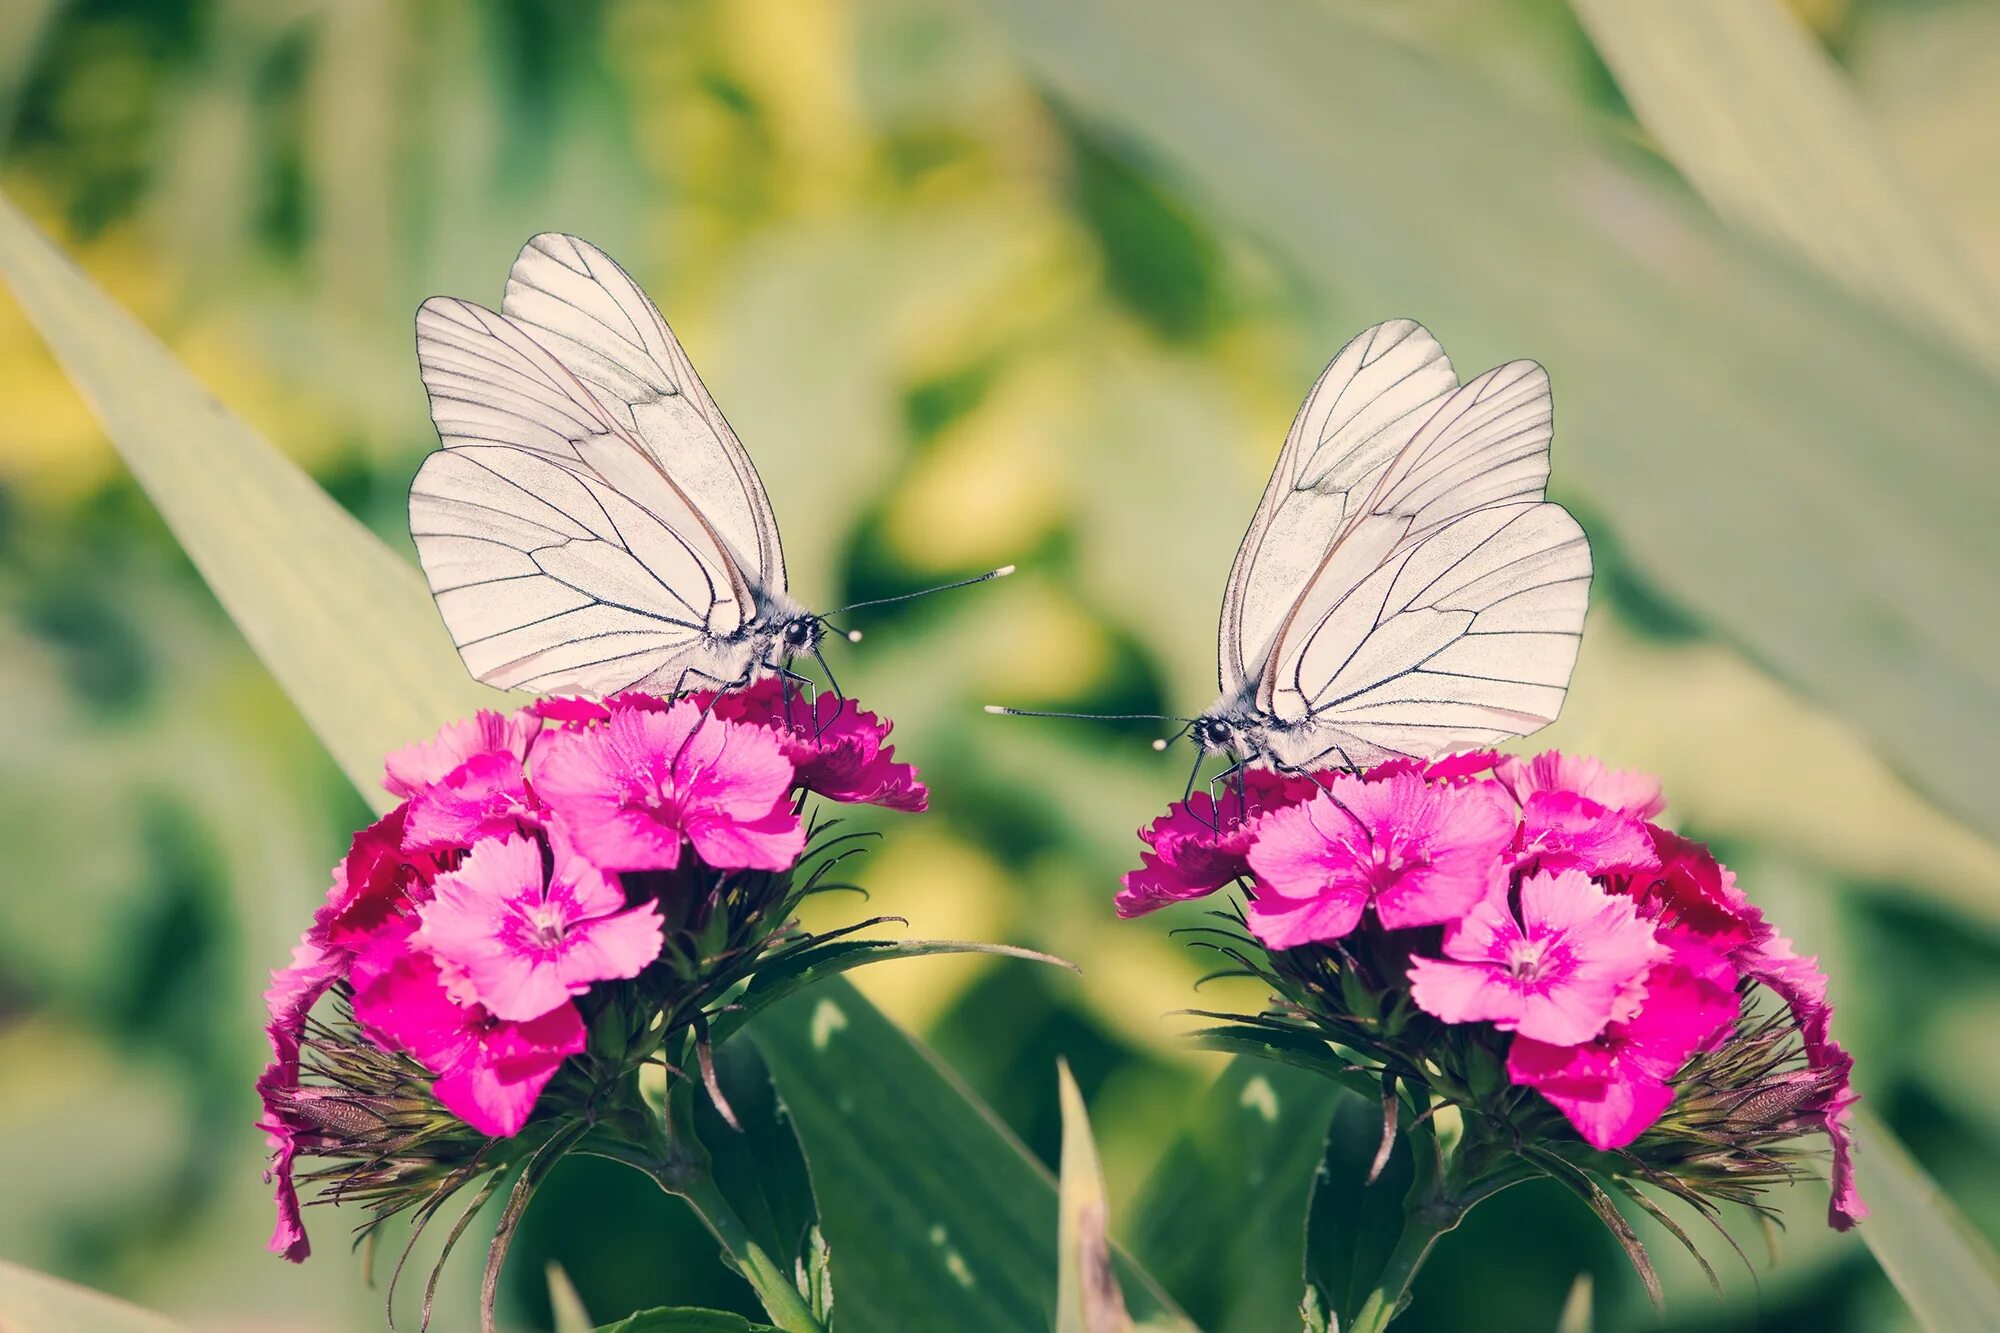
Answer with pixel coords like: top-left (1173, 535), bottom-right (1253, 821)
top-left (1127, 1062), bottom-right (1339, 1333)
top-left (753, 979), bottom-right (1190, 1331)
top-left (598, 1309), bottom-right (780, 1333)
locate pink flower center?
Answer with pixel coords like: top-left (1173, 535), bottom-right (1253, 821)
top-left (1368, 839), bottom-right (1427, 888)
top-left (1505, 935), bottom-right (1555, 982)
top-left (521, 902), bottom-right (570, 951)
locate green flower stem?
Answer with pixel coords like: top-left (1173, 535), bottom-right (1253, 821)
top-left (1346, 1199), bottom-right (1461, 1333)
top-left (674, 1167), bottom-right (826, 1333)
top-left (588, 1084), bottom-right (826, 1333)
top-left (1345, 1118), bottom-right (1529, 1333)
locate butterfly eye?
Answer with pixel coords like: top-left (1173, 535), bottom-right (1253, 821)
top-left (784, 620), bottom-right (813, 647)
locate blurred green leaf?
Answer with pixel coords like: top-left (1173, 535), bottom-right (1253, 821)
top-left (597, 1309), bottom-right (779, 1333)
top-left (752, 979), bottom-right (1192, 1333)
top-left (1056, 1059), bottom-right (1160, 1333)
top-left (1568, 0), bottom-right (2000, 369)
top-left (1127, 1061), bottom-right (1340, 1333)
top-left (712, 937), bottom-right (1075, 1045)
top-left (0, 1259), bottom-right (185, 1333)
top-left (1851, 1110), bottom-right (2000, 1333)
top-left (963, 0), bottom-right (2000, 847)
top-left (0, 191), bottom-right (502, 808)
top-left (550, 1262), bottom-right (596, 1333)
top-left (1556, 1272), bottom-right (1593, 1333)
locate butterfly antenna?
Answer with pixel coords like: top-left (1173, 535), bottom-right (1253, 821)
top-left (1153, 719), bottom-right (1196, 752)
top-left (827, 565), bottom-right (1017, 617)
top-left (984, 706), bottom-right (1195, 724)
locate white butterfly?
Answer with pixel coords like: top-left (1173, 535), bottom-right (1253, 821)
top-left (410, 234), bottom-right (1007, 699)
top-left (1191, 319), bottom-right (1592, 773)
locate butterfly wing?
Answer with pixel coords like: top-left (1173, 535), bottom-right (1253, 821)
top-left (500, 232), bottom-right (785, 595)
top-left (1218, 320), bottom-right (1459, 694)
top-left (410, 295), bottom-right (755, 696)
top-left (1262, 500), bottom-right (1590, 769)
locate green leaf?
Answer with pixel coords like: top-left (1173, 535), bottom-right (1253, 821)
top-left (0, 192), bottom-right (502, 808)
top-left (1851, 1110), bottom-right (2000, 1333)
top-left (548, 1263), bottom-right (596, 1333)
top-left (1555, 1273), bottom-right (1593, 1333)
top-left (596, 1308), bottom-right (779, 1333)
top-left (692, 1037), bottom-right (822, 1298)
top-left (712, 938), bottom-right (1075, 1046)
top-left (1127, 1061), bottom-right (1341, 1333)
top-left (961, 0), bottom-right (2000, 846)
top-left (1055, 1059), bottom-right (1133, 1333)
top-left (751, 979), bottom-right (1193, 1333)
top-left (0, 1260), bottom-right (186, 1333)
top-left (1185, 1022), bottom-right (1378, 1104)
top-left (1303, 1091), bottom-right (1415, 1330)
top-left (1568, 0), bottom-right (2000, 369)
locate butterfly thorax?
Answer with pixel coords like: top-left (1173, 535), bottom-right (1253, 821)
top-left (737, 589), bottom-right (821, 675)
top-left (1193, 687), bottom-right (1275, 764)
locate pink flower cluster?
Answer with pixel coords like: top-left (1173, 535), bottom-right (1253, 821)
top-left (1119, 751), bottom-right (1866, 1229)
top-left (259, 684), bottom-right (924, 1260)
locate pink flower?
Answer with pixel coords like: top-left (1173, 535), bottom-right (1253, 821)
top-left (313, 805), bottom-right (435, 950)
top-left (1495, 751), bottom-right (1665, 818)
top-left (256, 938), bottom-right (347, 1261)
top-left (1508, 939), bottom-right (1739, 1149)
top-left (1364, 751), bottom-right (1502, 784)
top-left (384, 708), bottom-right (539, 798)
top-left (1409, 868), bottom-right (1664, 1045)
top-left (1243, 773), bottom-right (1514, 949)
top-left (1513, 790), bottom-right (1660, 879)
top-left (703, 680), bottom-right (928, 811)
top-left (533, 699), bottom-right (805, 873)
top-left (1115, 769), bottom-right (1319, 917)
top-left (351, 925), bottom-right (585, 1138)
top-left (416, 833), bottom-right (664, 1021)
top-left (1741, 932), bottom-right (1868, 1229)
top-left (1626, 827), bottom-right (1767, 952)
top-left (402, 750), bottom-right (539, 851)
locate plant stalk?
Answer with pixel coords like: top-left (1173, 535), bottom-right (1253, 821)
top-left (1345, 1200), bottom-right (1459, 1333)
top-left (589, 1081), bottom-right (826, 1333)
top-left (674, 1167), bottom-right (826, 1333)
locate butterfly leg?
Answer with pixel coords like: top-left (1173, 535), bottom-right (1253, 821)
top-left (776, 665), bottom-right (819, 734)
top-left (668, 665), bottom-right (756, 770)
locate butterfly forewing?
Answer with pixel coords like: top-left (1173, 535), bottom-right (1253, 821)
top-left (1219, 320), bottom-right (1458, 693)
top-left (411, 283), bottom-right (758, 697)
top-left (500, 233), bottom-right (785, 594)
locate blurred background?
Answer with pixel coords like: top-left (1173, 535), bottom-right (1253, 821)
top-left (3, 0), bottom-right (1998, 1329)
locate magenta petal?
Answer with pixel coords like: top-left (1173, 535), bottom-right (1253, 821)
top-left (686, 802), bottom-right (808, 871)
top-left (403, 750), bottom-right (535, 850)
top-left (1495, 750), bottom-right (1665, 818)
top-left (1245, 883), bottom-right (1369, 950)
top-left (1551, 1072), bottom-right (1674, 1151)
top-left (1408, 956), bottom-right (1522, 1027)
top-left (534, 700), bottom-right (804, 874)
top-left (256, 937), bottom-right (348, 1261)
top-left (384, 708), bottom-right (538, 798)
top-left (1515, 790), bottom-right (1660, 878)
top-left (432, 1002), bottom-right (586, 1137)
top-left (418, 834), bottom-right (665, 1022)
